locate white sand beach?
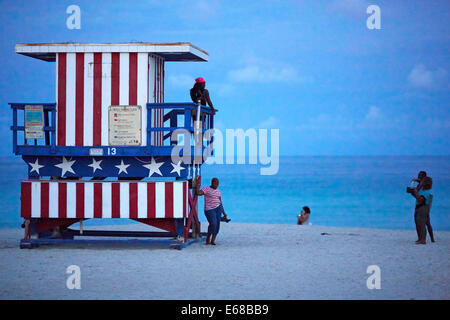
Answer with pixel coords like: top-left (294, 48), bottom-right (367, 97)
top-left (0, 222), bottom-right (448, 300)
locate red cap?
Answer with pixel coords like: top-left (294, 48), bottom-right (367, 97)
top-left (195, 77), bottom-right (205, 83)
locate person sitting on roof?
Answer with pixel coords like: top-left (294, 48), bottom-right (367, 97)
top-left (297, 206), bottom-right (311, 225)
top-left (190, 77), bottom-right (215, 116)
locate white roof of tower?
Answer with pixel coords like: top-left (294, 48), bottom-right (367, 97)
top-left (15, 42), bottom-right (208, 62)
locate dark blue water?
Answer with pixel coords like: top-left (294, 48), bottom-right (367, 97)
top-left (1, 156), bottom-right (449, 230)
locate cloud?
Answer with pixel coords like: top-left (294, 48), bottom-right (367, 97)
top-left (227, 65), bottom-right (312, 84)
top-left (210, 55), bottom-right (313, 96)
top-left (296, 113), bottom-right (353, 131)
top-left (176, 0), bottom-right (221, 21)
top-left (365, 106), bottom-right (382, 121)
top-left (258, 116), bottom-right (279, 128)
top-left (327, 0), bottom-right (369, 19)
top-left (296, 106), bottom-right (387, 132)
top-left (407, 64), bottom-right (447, 89)
top-left (167, 74), bottom-right (195, 88)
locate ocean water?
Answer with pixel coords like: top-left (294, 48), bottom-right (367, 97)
top-left (0, 156), bottom-right (449, 230)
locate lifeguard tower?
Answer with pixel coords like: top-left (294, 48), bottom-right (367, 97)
top-left (10, 42), bottom-right (216, 249)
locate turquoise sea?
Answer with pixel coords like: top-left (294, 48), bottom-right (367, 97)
top-left (0, 156), bottom-right (449, 230)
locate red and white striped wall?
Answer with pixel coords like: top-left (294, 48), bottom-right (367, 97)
top-left (150, 54), bottom-right (165, 146)
top-left (56, 52), bottom-right (164, 147)
top-left (21, 180), bottom-right (187, 219)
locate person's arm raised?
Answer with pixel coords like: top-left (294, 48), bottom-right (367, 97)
top-left (300, 213), bottom-right (310, 223)
top-left (195, 176), bottom-right (205, 196)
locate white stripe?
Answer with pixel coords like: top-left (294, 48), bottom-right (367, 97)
top-left (155, 182), bottom-right (165, 218)
top-left (137, 53), bottom-right (148, 146)
top-left (84, 182), bottom-right (94, 218)
top-left (102, 182), bottom-right (112, 218)
top-left (137, 182), bottom-right (147, 218)
top-left (66, 53), bottom-right (76, 146)
top-left (173, 182), bottom-right (183, 218)
top-left (101, 53), bottom-right (111, 146)
top-left (186, 181), bottom-right (189, 217)
top-left (66, 182), bottom-right (76, 218)
top-left (49, 182), bottom-right (59, 218)
top-left (84, 53), bottom-right (94, 146)
top-left (119, 182), bottom-right (129, 218)
top-left (31, 182), bottom-right (41, 218)
top-left (119, 53), bottom-right (129, 105)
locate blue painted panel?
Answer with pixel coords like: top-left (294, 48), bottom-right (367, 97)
top-left (22, 156), bottom-right (194, 178)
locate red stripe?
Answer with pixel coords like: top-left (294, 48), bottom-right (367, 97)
top-left (161, 60), bottom-right (166, 103)
top-left (155, 58), bottom-right (161, 146)
top-left (160, 59), bottom-right (164, 144)
top-left (129, 53), bottom-right (137, 105)
top-left (161, 59), bottom-right (164, 145)
top-left (76, 183), bottom-right (85, 219)
top-left (165, 182), bottom-right (174, 218)
top-left (75, 53), bottom-right (84, 146)
top-left (93, 53), bottom-right (102, 146)
top-left (147, 183), bottom-right (156, 218)
top-left (40, 182), bottom-right (49, 218)
top-left (158, 59), bottom-right (162, 144)
top-left (57, 53), bottom-right (67, 146)
top-left (153, 57), bottom-right (157, 145)
top-left (94, 183), bottom-right (102, 218)
top-left (129, 183), bottom-right (138, 219)
top-left (58, 183), bottom-right (67, 218)
top-left (183, 181), bottom-right (187, 218)
top-left (21, 182), bottom-right (31, 218)
top-left (111, 53), bottom-right (120, 105)
top-left (111, 182), bottom-right (120, 218)
top-left (153, 56), bottom-right (157, 103)
top-left (157, 58), bottom-right (159, 144)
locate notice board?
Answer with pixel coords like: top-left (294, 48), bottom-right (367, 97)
top-left (108, 105), bottom-right (142, 146)
top-left (25, 105), bottom-right (44, 140)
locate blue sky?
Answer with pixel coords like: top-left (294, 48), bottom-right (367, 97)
top-left (0, 0), bottom-right (449, 156)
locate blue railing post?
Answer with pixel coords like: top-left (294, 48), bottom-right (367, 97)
top-left (12, 105), bottom-right (17, 154)
top-left (51, 105), bottom-right (56, 153)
